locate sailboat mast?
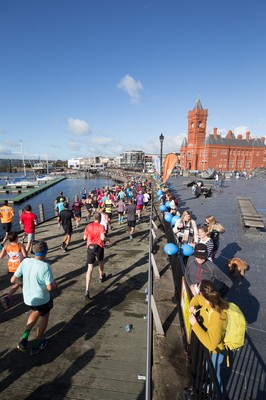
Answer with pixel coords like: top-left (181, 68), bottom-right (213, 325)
top-left (20, 140), bottom-right (26, 177)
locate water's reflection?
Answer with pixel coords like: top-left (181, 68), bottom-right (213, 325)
top-left (0, 174), bottom-right (114, 234)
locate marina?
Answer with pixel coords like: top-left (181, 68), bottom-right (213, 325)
top-left (0, 177), bottom-right (66, 204)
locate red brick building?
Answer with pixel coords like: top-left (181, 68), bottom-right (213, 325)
top-left (180, 98), bottom-right (266, 171)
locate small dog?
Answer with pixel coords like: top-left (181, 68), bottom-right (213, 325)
top-left (227, 257), bottom-right (247, 277)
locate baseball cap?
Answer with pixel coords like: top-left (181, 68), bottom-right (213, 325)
top-left (194, 243), bottom-right (208, 259)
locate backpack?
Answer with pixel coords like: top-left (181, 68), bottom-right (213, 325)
top-left (223, 302), bottom-right (246, 366)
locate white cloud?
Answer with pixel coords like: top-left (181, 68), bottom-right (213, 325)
top-left (68, 118), bottom-right (91, 135)
top-left (0, 146), bottom-right (12, 156)
top-left (233, 125), bottom-right (249, 135)
top-left (3, 140), bottom-right (19, 147)
top-left (117, 74), bottom-right (143, 103)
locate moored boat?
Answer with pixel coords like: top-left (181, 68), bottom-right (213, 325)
top-left (6, 177), bottom-right (38, 188)
top-left (36, 174), bottom-right (57, 182)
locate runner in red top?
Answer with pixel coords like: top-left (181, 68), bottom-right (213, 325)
top-left (19, 204), bottom-right (37, 253)
top-left (83, 212), bottom-right (106, 300)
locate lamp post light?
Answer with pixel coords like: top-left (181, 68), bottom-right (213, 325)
top-left (159, 133), bottom-right (164, 178)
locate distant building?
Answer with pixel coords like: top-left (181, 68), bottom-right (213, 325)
top-left (180, 98), bottom-right (266, 171)
top-left (120, 150), bottom-right (145, 170)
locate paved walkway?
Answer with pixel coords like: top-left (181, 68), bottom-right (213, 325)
top-left (0, 212), bottom-right (151, 399)
top-left (169, 175), bottom-right (266, 400)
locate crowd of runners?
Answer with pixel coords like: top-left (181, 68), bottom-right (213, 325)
top-left (0, 178), bottom-right (152, 355)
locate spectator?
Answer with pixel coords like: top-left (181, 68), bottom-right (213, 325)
top-left (189, 279), bottom-right (228, 393)
top-left (173, 210), bottom-right (198, 244)
top-left (205, 215), bottom-right (225, 259)
top-left (196, 225), bottom-right (214, 260)
top-left (185, 243), bottom-right (232, 297)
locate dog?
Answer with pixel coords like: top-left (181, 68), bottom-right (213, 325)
top-left (227, 257), bottom-right (247, 277)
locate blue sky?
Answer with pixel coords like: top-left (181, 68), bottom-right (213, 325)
top-left (0, 0), bottom-right (266, 161)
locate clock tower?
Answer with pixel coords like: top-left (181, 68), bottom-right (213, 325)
top-left (187, 98), bottom-right (208, 170)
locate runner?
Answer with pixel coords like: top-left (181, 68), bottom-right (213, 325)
top-left (59, 202), bottom-right (74, 252)
top-left (0, 200), bottom-right (14, 245)
top-left (125, 198), bottom-right (137, 240)
top-left (72, 195), bottom-right (83, 229)
top-left (19, 204), bottom-right (37, 254)
top-left (83, 212), bottom-right (106, 300)
top-left (11, 241), bottom-right (57, 355)
top-left (0, 231), bottom-right (27, 310)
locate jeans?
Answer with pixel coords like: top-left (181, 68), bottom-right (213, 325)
top-left (211, 351), bottom-right (225, 393)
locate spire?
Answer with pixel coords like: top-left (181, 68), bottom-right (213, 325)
top-left (193, 95), bottom-right (203, 111)
top-left (181, 137), bottom-right (188, 147)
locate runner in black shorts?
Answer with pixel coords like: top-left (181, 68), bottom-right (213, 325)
top-left (87, 244), bottom-right (104, 265)
top-left (30, 299), bottom-right (54, 316)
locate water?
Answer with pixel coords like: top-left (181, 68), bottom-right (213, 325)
top-left (0, 174), bottom-right (114, 236)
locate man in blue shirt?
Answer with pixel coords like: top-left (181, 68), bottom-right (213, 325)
top-left (11, 241), bottom-right (57, 355)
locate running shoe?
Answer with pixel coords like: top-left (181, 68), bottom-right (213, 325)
top-left (99, 273), bottom-right (106, 283)
top-left (30, 339), bottom-right (48, 356)
top-left (0, 296), bottom-right (10, 310)
top-left (17, 338), bottom-right (28, 352)
top-left (84, 290), bottom-right (91, 300)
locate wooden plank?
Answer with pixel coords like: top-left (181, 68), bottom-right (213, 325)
top-left (242, 219), bottom-right (265, 228)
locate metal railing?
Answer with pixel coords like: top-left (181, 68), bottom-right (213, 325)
top-left (163, 219), bottom-right (225, 400)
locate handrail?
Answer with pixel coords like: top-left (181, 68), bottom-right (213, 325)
top-left (145, 195), bottom-right (153, 400)
top-left (163, 217), bottom-right (225, 399)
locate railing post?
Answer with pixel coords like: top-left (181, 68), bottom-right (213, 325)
top-left (39, 204), bottom-right (45, 223)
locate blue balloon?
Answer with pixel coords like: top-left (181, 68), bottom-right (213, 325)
top-left (165, 201), bottom-right (171, 209)
top-left (164, 212), bottom-right (173, 223)
top-left (181, 244), bottom-right (194, 257)
top-left (171, 215), bottom-right (181, 226)
top-left (164, 243), bottom-right (179, 255)
top-left (159, 204), bottom-right (167, 213)
top-left (157, 190), bottom-right (163, 196)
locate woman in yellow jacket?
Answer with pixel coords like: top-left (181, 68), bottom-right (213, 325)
top-left (189, 279), bottom-right (228, 393)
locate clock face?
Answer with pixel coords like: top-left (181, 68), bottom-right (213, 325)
top-left (198, 121), bottom-right (202, 128)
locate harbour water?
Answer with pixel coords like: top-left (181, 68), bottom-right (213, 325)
top-left (0, 174), bottom-right (114, 236)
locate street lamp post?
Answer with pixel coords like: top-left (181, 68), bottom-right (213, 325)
top-left (159, 133), bottom-right (164, 178)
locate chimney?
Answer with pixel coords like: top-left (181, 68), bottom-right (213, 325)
top-left (227, 130), bottom-right (232, 139)
top-left (246, 131), bottom-right (250, 141)
top-left (261, 137), bottom-right (265, 144)
top-left (237, 134), bottom-right (242, 140)
top-left (213, 127), bottom-right (218, 139)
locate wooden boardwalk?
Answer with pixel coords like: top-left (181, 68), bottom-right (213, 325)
top-left (0, 212), bottom-right (151, 399)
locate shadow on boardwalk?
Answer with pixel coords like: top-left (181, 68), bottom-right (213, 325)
top-left (0, 212), bottom-right (150, 399)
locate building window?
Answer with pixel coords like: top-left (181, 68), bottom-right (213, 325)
top-left (212, 150), bottom-right (217, 157)
top-left (220, 150), bottom-right (227, 155)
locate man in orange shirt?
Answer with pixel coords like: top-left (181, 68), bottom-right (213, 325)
top-left (0, 200), bottom-right (14, 245)
top-left (83, 212), bottom-right (106, 300)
